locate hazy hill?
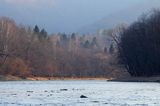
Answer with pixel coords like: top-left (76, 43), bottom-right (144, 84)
top-left (79, 1), bottom-right (160, 34)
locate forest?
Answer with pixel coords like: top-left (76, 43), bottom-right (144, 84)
top-left (0, 17), bottom-right (125, 78)
top-left (1, 9), bottom-right (160, 78)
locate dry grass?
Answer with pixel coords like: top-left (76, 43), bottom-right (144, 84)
top-left (26, 77), bottom-right (111, 81)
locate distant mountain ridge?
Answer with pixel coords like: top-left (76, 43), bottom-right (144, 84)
top-left (78, 1), bottom-right (160, 34)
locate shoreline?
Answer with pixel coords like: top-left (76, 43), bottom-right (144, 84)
top-left (0, 75), bottom-right (111, 81)
top-left (1, 75), bottom-right (160, 82)
top-left (109, 76), bottom-right (160, 82)
top-left (27, 77), bottom-right (111, 81)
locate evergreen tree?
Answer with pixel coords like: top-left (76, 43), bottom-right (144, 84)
top-left (71, 33), bottom-right (76, 40)
top-left (83, 40), bottom-right (90, 48)
top-left (34, 25), bottom-right (40, 34)
top-left (40, 28), bottom-right (48, 38)
top-left (60, 33), bottom-right (67, 41)
top-left (91, 37), bottom-right (98, 47)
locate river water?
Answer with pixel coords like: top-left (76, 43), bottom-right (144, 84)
top-left (0, 80), bottom-right (159, 106)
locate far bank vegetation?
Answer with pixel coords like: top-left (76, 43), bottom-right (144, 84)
top-left (0, 17), bottom-right (126, 78)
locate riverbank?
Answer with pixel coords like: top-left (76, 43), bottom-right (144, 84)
top-left (27, 77), bottom-right (111, 81)
top-left (1, 75), bottom-right (160, 82)
top-left (0, 75), bottom-right (111, 81)
top-left (109, 76), bottom-right (160, 82)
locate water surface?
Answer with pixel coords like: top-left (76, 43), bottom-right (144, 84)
top-left (0, 80), bottom-right (159, 106)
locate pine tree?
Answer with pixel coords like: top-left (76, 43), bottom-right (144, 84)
top-left (34, 25), bottom-right (40, 34)
top-left (91, 37), bottom-right (98, 47)
top-left (71, 33), bottom-right (76, 40)
top-left (60, 33), bottom-right (67, 41)
top-left (83, 40), bottom-right (90, 48)
top-left (40, 28), bottom-right (48, 38)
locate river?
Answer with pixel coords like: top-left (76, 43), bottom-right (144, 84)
top-left (0, 80), bottom-right (159, 106)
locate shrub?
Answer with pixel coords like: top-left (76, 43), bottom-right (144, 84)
top-left (6, 58), bottom-right (29, 77)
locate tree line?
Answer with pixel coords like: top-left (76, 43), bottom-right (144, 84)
top-left (0, 17), bottom-right (119, 78)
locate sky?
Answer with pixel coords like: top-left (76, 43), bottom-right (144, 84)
top-left (0, 0), bottom-right (160, 34)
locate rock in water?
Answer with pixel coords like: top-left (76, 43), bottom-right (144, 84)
top-left (80, 95), bottom-right (88, 98)
top-left (60, 89), bottom-right (68, 91)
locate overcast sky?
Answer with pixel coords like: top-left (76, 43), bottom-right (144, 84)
top-left (0, 0), bottom-right (160, 34)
